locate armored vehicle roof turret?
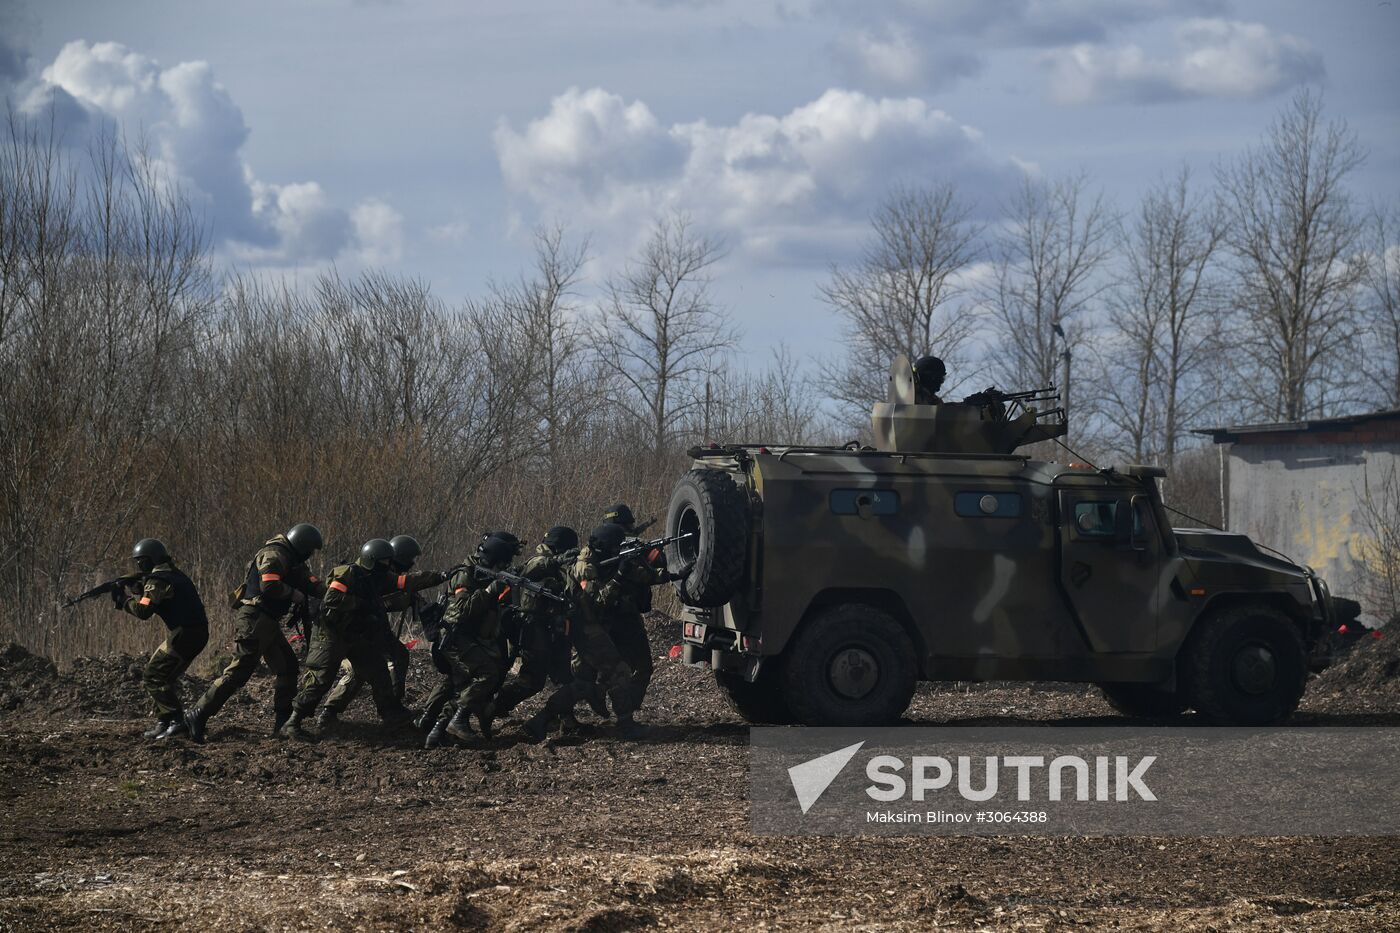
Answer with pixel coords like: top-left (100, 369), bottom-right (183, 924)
top-left (870, 355), bottom-right (1067, 455)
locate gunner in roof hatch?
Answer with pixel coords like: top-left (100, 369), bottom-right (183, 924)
top-left (912, 355), bottom-right (946, 404)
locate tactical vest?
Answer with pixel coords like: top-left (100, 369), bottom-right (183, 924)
top-left (241, 541), bottom-right (298, 617)
top-left (149, 565), bottom-right (210, 630)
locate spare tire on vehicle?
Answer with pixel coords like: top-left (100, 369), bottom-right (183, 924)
top-left (666, 468), bottom-right (748, 607)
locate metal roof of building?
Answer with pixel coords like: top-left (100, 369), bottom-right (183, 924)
top-left (1196, 408), bottom-right (1400, 444)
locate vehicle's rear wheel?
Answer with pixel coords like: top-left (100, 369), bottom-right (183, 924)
top-left (666, 469), bottom-right (749, 608)
top-left (781, 604), bottom-right (917, 726)
top-left (1098, 683), bottom-right (1187, 719)
top-left (715, 667), bottom-right (794, 724)
top-left (1182, 604), bottom-right (1306, 725)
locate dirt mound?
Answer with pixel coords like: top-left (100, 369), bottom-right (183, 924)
top-left (0, 643), bottom-right (60, 713)
top-left (1314, 618), bottom-right (1398, 696)
top-left (0, 642), bottom-right (210, 721)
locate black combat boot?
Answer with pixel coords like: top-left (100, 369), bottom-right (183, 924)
top-left (615, 711), bottom-right (648, 740)
top-left (476, 703), bottom-right (496, 741)
top-left (276, 710), bottom-right (311, 740)
top-left (380, 703), bottom-right (415, 728)
top-left (559, 712), bottom-right (581, 735)
top-left (272, 708), bottom-right (291, 736)
top-left (143, 715), bottom-right (174, 739)
top-left (586, 686), bottom-right (610, 720)
top-left (316, 708), bottom-right (338, 732)
top-left (158, 714), bottom-right (189, 740)
top-left (424, 713), bottom-right (451, 749)
top-left (445, 708), bottom-right (475, 743)
top-left (184, 707), bottom-right (206, 744)
top-left (414, 708), bottom-right (437, 732)
top-left (521, 710), bottom-right (553, 743)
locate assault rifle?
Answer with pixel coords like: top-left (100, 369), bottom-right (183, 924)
top-left (600, 532), bottom-right (695, 568)
top-left (285, 595), bottom-right (319, 656)
top-left (62, 573), bottom-right (142, 609)
top-left (440, 563), bottom-right (570, 606)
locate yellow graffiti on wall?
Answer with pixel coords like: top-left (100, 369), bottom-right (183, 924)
top-left (1291, 489), bottom-right (1354, 568)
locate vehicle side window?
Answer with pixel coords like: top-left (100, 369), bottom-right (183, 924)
top-left (1070, 500), bottom-right (1145, 540)
top-left (954, 491), bottom-right (1023, 518)
top-left (829, 489), bottom-right (900, 516)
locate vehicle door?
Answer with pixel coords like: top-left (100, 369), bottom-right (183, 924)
top-left (1056, 490), bottom-right (1163, 653)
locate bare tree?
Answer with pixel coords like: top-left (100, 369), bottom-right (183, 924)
top-left (1097, 167), bottom-right (1225, 469)
top-left (1217, 90), bottom-right (1367, 421)
top-left (985, 173), bottom-right (1114, 444)
top-left (496, 226), bottom-right (593, 499)
top-left (821, 184), bottom-right (982, 420)
top-left (1361, 201), bottom-right (1400, 408)
top-left (590, 212), bottom-right (736, 455)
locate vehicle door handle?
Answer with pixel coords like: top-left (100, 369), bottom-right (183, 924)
top-left (1070, 561), bottom-right (1092, 588)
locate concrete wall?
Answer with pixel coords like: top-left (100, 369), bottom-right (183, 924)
top-left (1226, 440), bottom-right (1400, 624)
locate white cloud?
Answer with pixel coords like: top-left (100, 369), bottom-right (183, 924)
top-left (19, 40), bottom-right (399, 266)
top-left (494, 86), bottom-right (1022, 265)
top-left (427, 220), bottom-right (471, 244)
top-left (351, 198), bottom-right (406, 265)
top-left (1042, 19), bottom-right (1324, 105)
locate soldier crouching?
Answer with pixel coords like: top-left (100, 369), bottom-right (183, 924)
top-left (113, 538), bottom-right (210, 740)
top-left (278, 539), bottom-right (428, 739)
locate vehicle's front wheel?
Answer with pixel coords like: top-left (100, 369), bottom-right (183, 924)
top-left (1182, 604), bottom-right (1306, 725)
top-left (715, 668), bottom-right (794, 724)
top-left (781, 604), bottom-right (917, 726)
top-left (1098, 683), bottom-right (1187, 719)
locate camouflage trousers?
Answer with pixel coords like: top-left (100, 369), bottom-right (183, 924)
top-left (493, 620), bottom-right (573, 717)
top-left (144, 625), bottom-right (208, 717)
top-left (290, 620), bottom-right (402, 718)
top-left (608, 612), bottom-right (654, 713)
top-left (319, 621), bottom-right (410, 715)
top-left (194, 605), bottom-right (298, 722)
top-left (541, 618), bottom-right (636, 719)
top-left (439, 630), bottom-right (505, 716)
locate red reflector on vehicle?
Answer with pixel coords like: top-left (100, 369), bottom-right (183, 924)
top-left (1190, 588), bottom-right (1206, 597)
top-left (1338, 624), bottom-right (1349, 634)
top-left (668, 644), bottom-right (682, 659)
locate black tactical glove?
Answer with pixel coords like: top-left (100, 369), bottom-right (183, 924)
top-left (111, 587), bottom-right (128, 610)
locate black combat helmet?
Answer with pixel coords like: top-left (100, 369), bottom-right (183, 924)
top-left (912, 355), bottom-right (946, 400)
top-left (479, 531), bottom-right (522, 558)
top-left (285, 523), bottom-right (324, 559)
top-left (587, 523), bottom-right (627, 560)
top-left (389, 534), bottom-right (421, 570)
top-left (543, 526), bottom-right (579, 553)
top-left (477, 534), bottom-right (518, 570)
top-left (358, 538), bottom-right (394, 570)
top-left (131, 538), bottom-right (169, 572)
top-left (602, 503), bottom-right (636, 531)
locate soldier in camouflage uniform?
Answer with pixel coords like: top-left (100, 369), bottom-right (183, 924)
top-left (112, 539), bottom-right (210, 740)
top-left (432, 533), bottom-right (521, 746)
top-left (279, 539), bottom-right (442, 739)
top-left (600, 504), bottom-right (689, 718)
top-left (316, 534), bottom-right (430, 729)
top-left (523, 523), bottom-right (645, 741)
top-left (186, 523), bottom-right (325, 742)
top-left (490, 526), bottom-right (579, 723)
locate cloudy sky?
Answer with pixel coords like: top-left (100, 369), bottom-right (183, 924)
top-left (2, 0), bottom-right (1396, 362)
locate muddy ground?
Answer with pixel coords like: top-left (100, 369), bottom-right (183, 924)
top-left (1, 617), bottom-right (1398, 932)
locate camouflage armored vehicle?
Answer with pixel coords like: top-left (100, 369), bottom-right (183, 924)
top-left (663, 356), bottom-right (1347, 727)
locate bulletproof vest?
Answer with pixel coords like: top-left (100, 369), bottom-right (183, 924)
top-left (242, 540), bottom-right (300, 617)
top-left (149, 565), bottom-right (209, 630)
top-left (618, 541), bottom-right (654, 613)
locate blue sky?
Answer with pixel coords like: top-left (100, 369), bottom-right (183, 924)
top-left (2, 0), bottom-right (1397, 363)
